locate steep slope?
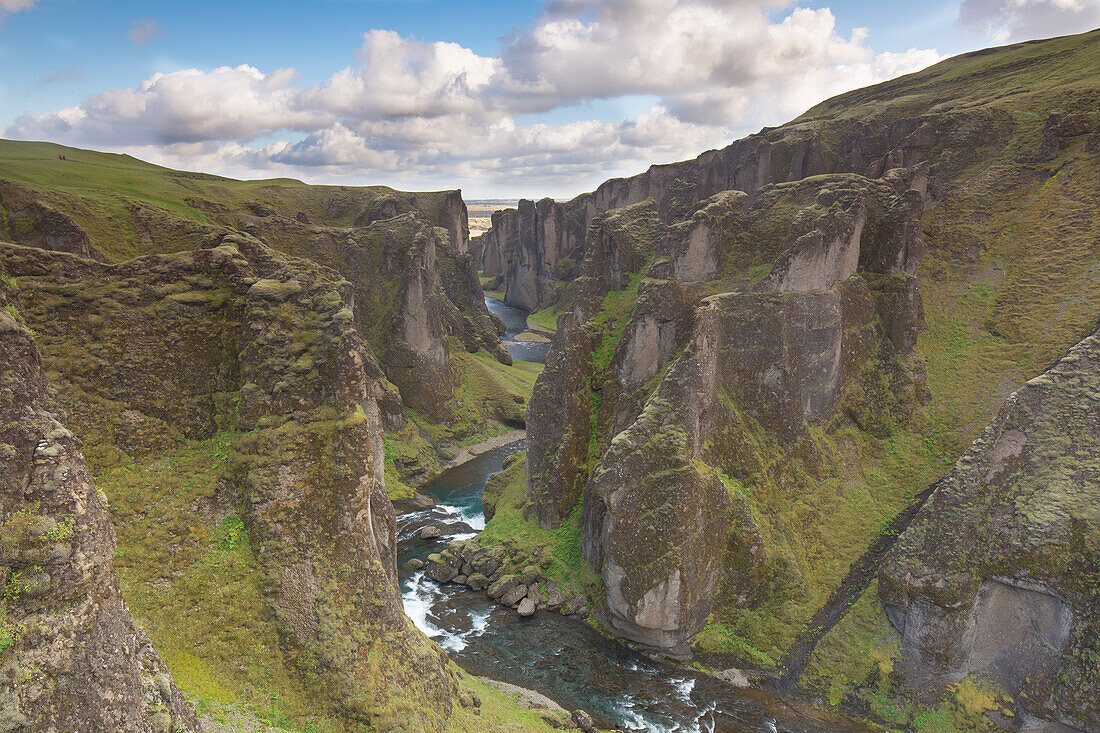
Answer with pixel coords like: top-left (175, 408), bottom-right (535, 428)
top-left (0, 138), bottom-right (531, 498)
top-left (482, 28), bottom-right (1100, 728)
top-left (879, 327), bottom-right (1099, 730)
top-left (0, 265), bottom-right (198, 731)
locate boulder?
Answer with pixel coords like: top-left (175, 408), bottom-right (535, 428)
top-left (404, 558), bottom-right (425, 571)
top-left (420, 525), bottom-right (442, 540)
top-left (487, 574), bottom-right (520, 600)
top-left (501, 584), bottom-right (528, 607)
top-left (471, 545), bottom-right (506, 576)
top-left (571, 709), bottom-right (597, 732)
top-left (517, 597), bottom-right (537, 617)
top-left (425, 555), bottom-right (458, 583)
top-left (465, 573), bottom-right (490, 591)
top-left (545, 582), bottom-right (566, 611)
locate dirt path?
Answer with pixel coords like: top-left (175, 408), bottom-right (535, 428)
top-left (775, 478), bottom-right (943, 690)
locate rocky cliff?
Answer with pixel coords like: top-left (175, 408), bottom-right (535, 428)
top-left (879, 327), bottom-right (1100, 730)
top-left (523, 174), bottom-right (929, 656)
top-left (0, 235), bottom-right (463, 730)
top-left (0, 141), bottom-right (525, 493)
top-left (0, 265), bottom-right (197, 732)
top-left (507, 28), bottom-right (1099, 727)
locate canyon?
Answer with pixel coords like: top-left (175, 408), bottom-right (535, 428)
top-left (0, 27), bottom-right (1098, 733)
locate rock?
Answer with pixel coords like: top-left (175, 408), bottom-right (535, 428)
top-left (458, 689), bottom-right (481, 709)
top-left (0, 282), bottom-right (198, 731)
top-left (879, 327), bottom-right (1100, 728)
top-left (404, 558), bottom-right (425, 571)
top-left (715, 668), bottom-right (750, 688)
top-left (520, 565), bottom-right (540, 585)
top-left (571, 709), bottom-right (597, 732)
top-left (545, 582), bottom-right (565, 611)
top-left (420, 525), bottom-right (442, 540)
top-left (487, 574), bottom-right (520, 600)
top-left (517, 597), bottom-right (537, 617)
top-left (454, 575), bottom-right (467, 585)
top-left (461, 562), bottom-right (474, 576)
top-left (465, 573), bottom-right (490, 590)
top-left (471, 545), bottom-right (506, 576)
top-left (528, 583), bottom-right (549, 609)
top-left (501, 584), bottom-right (528, 607)
top-left (425, 555), bottom-right (458, 583)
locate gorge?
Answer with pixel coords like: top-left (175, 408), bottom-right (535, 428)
top-left (0, 25), bottom-right (1098, 733)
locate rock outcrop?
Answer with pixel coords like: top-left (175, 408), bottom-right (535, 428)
top-left (0, 182), bottom-right (103, 261)
top-left (879, 327), bottom-right (1100, 730)
top-left (1, 236), bottom-right (457, 730)
top-left (520, 172), bottom-right (928, 655)
top-left (0, 267), bottom-right (197, 731)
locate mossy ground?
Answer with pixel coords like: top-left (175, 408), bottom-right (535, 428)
top-left (477, 454), bottom-right (602, 601)
top-left (100, 434), bottom-right (347, 732)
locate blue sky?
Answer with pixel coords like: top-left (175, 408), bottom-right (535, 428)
top-left (1, 0), bottom-right (1097, 197)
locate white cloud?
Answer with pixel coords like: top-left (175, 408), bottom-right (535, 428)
top-left (2, 1), bottom-right (942, 197)
top-left (959, 0), bottom-right (1100, 41)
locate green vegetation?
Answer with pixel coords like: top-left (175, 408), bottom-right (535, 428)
top-left (101, 435), bottom-right (343, 732)
top-left (0, 138), bottom-right (454, 262)
top-left (526, 305), bottom-right (559, 333)
top-left (478, 454), bottom-right (602, 600)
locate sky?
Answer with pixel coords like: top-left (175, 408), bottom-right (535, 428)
top-left (0, 1), bottom-right (1097, 198)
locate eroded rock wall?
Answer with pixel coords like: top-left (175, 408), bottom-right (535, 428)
top-left (1, 236), bottom-right (457, 730)
top-left (549, 175), bottom-right (929, 655)
top-left (0, 265), bottom-right (197, 732)
top-left (879, 328), bottom-right (1100, 730)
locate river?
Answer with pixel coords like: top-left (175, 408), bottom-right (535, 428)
top-left (394, 298), bottom-right (870, 733)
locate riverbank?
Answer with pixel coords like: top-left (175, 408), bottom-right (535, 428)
top-left (439, 429), bottom-right (526, 473)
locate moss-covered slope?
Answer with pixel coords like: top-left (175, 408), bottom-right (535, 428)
top-left (487, 28), bottom-right (1100, 728)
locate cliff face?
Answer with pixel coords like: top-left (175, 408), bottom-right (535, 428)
top-left (879, 327), bottom-right (1100, 730)
top-left (515, 31), bottom-right (1099, 723)
top-left (540, 175), bottom-right (928, 656)
top-left (1, 236), bottom-right (456, 730)
top-left (0, 268), bottom-right (197, 732)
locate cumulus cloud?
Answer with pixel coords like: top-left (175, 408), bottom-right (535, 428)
top-left (2, 0), bottom-right (942, 196)
top-left (959, 0), bottom-right (1100, 41)
top-left (129, 17), bottom-right (164, 44)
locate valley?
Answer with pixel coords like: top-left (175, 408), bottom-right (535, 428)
top-left (0, 26), bottom-right (1098, 733)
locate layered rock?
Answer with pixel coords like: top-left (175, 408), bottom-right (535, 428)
top-left (879, 328), bottom-right (1100, 730)
top-left (520, 173), bottom-right (929, 655)
top-left (479, 198), bottom-right (587, 311)
top-left (525, 200), bottom-right (665, 529)
top-left (0, 182), bottom-right (103, 261)
top-left (0, 268), bottom-right (197, 731)
top-left (1, 236), bottom-right (456, 730)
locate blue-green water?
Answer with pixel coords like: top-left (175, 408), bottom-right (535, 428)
top-left (396, 445), bottom-right (871, 733)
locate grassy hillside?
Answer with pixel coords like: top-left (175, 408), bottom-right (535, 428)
top-left (485, 29), bottom-right (1099, 729)
top-left (0, 139), bottom-right (454, 261)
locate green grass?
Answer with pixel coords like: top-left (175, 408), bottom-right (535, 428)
top-left (0, 138), bottom-right (453, 262)
top-left (477, 454), bottom-right (602, 599)
top-left (526, 305), bottom-right (559, 333)
top-left (99, 434), bottom-right (343, 732)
